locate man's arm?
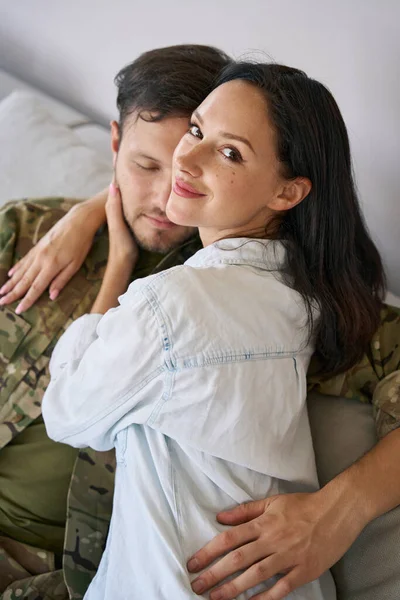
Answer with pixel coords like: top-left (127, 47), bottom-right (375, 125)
top-left (187, 428), bottom-right (400, 600)
top-left (187, 310), bottom-right (400, 600)
top-left (0, 201), bottom-right (19, 287)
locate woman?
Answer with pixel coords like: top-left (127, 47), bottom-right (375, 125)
top-left (42, 62), bottom-right (384, 599)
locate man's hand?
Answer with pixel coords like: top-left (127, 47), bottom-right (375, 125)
top-left (0, 189), bottom-right (108, 313)
top-left (90, 182), bottom-right (138, 315)
top-left (188, 490), bottom-right (365, 600)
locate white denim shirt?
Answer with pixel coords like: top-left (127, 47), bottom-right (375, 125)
top-left (43, 239), bottom-right (336, 600)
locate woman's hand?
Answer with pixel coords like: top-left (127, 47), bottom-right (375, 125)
top-left (90, 182), bottom-right (138, 315)
top-left (0, 189), bottom-right (108, 313)
top-left (188, 488), bottom-right (366, 600)
top-left (105, 182), bottom-right (138, 267)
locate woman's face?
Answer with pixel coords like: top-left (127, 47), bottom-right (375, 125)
top-left (167, 80), bottom-right (308, 246)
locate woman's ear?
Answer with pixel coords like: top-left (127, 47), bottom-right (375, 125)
top-left (273, 177), bottom-right (312, 211)
top-left (110, 121), bottom-right (120, 169)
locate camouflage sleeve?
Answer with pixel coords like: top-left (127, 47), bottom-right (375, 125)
top-left (0, 202), bottom-right (18, 287)
top-left (0, 198), bottom-right (84, 600)
top-left (0, 537), bottom-right (66, 599)
top-left (309, 304), bottom-right (400, 440)
top-left (369, 305), bottom-right (400, 438)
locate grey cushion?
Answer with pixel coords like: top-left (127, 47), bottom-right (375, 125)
top-left (308, 392), bottom-right (400, 600)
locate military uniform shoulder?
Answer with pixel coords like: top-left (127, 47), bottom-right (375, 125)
top-left (0, 198), bottom-right (84, 254)
top-left (0, 198), bottom-right (88, 288)
top-left (0, 197), bottom-right (83, 218)
top-left (381, 302), bottom-right (400, 321)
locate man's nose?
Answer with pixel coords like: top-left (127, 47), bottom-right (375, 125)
top-left (157, 177), bottom-right (173, 211)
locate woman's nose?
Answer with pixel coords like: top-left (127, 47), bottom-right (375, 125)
top-left (174, 144), bottom-right (203, 178)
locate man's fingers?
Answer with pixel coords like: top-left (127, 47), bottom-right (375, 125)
top-left (202, 555), bottom-right (290, 600)
top-left (187, 520), bottom-right (261, 573)
top-left (49, 263), bottom-right (79, 301)
top-left (217, 499), bottom-right (267, 526)
top-left (251, 567), bottom-right (303, 600)
top-left (190, 541), bottom-right (273, 597)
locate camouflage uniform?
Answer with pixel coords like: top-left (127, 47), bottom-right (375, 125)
top-left (0, 198), bottom-right (399, 599)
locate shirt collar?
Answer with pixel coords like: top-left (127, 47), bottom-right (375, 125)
top-left (185, 238), bottom-right (286, 271)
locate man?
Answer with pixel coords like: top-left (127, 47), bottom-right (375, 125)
top-left (0, 44), bottom-right (230, 599)
top-left (0, 44), bottom-right (399, 600)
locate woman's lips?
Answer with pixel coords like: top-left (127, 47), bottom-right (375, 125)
top-left (173, 178), bottom-right (206, 199)
top-left (145, 215), bottom-right (176, 230)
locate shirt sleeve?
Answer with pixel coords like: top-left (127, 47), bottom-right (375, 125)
top-left (42, 289), bottom-right (165, 450)
top-left (308, 304), bottom-right (400, 439)
top-left (0, 201), bottom-right (19, 286)
top-left (372, 370), bottom-right (400, 437)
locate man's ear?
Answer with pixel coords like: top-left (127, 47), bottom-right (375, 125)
top-left (272, 177), bottom-right (312, 212)
top-left (110, 121), bottom-right (120, 169)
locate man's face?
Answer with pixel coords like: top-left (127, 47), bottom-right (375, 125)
top-left (111, 114), bottom-right (197, 254)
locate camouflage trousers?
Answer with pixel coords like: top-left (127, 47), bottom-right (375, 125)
top-left (0, 538), bottom-right (67, 600)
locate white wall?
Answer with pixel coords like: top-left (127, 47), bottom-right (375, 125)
top-left (0, 0), bottom-right (399, 293)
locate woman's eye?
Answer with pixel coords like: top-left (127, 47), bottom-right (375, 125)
top-left (221, 147), bottom-right (242, 162)
top-left (188, 124), bottom-right (203, 139)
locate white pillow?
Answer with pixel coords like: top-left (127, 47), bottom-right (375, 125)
top-left (0, 91), bottom-right (112, 208)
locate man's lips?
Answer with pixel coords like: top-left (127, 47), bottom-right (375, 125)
top-left (173, 178), bottom-right (206, 199)
top-left (145, 215), bottom-right (176, 230)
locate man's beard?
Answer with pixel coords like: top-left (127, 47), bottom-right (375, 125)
top-left (121, 208), bottom-right (194, 255)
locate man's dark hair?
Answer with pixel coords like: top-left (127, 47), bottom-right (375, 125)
top-left (115, 44), bottom-right (231, 128)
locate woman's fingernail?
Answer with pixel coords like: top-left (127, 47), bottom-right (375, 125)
top-left (109, 182), bottom-right (117, 196)
top-left (0, 297), bottom-right (6, 305)
top-left (7, 269), bottom-right (13, 276)
top-left (0, 286), bottom-right (5, 295)
top-left (187, 558), bottom-right (199, 572)
top-left (191, 578), bottom-right (206, 594)
top-left (15, 304), bottom-right (23, 314)
top-left (50, 290), bottom-right (59, 301)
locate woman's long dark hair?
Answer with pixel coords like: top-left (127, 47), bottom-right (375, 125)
top-left (215, 63), bottom-right (386, 377)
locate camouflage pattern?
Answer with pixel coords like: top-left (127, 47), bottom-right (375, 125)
top-left (309, 303), bottom-right (400, 439)
top-left (0, 197), bottom-right (399, 599)
top-left (0, 538), bottom-right (64, 600)
top-left (0, 198), bottom-right (201, 599)
top-left (0, 199), bottom-right (108, 452)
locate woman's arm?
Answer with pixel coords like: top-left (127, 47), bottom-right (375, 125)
top-left (42, 184), bottom-right (153, 450)
top-left (187, 427), bottom-right (400, 600)
top-left (0, 188), bottom-right (108, 312)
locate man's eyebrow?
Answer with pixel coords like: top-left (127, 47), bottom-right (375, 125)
top-left (135, 153), bottom-right (161, 163)
top-left (192, 110), bottom-right (255, 154)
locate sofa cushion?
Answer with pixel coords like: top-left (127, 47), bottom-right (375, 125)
top-left (308, 392), bottom-right (400, 599)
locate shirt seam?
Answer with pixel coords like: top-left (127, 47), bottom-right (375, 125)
top-left (179, 350), bottom-right (300, 368)
top-left (53, 364), bottom-right (166, 443)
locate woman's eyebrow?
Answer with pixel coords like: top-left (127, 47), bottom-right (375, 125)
top-left (193, 110), bottom-right (204, 124)
top-left (219, 132), bottom-right (255, 154)
top-left (193, 110), bottom-right (255, 154)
